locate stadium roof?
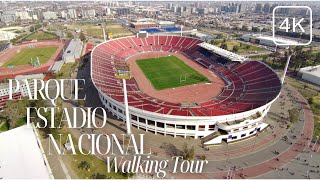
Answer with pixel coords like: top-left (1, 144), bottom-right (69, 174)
top-left (198, 42), bottom-right (247, 62)
top-left (243, 34), bottom-right (297, 45)
top-left (51, 60), bottom-right (64, 73)
top-left (0, 125), bottom-right (53, 179)
top-left (63, 38), bottom-right (83, 62)
top-left (299, 65), bottom-right (320, 77)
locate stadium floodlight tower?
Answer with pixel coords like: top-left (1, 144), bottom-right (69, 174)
top-left (114, 62), bottom-right (132, 135)
top-left (281, 47), bottom-right (296, 84)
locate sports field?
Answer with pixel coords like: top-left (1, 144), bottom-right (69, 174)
top-left (136, 56), bottom-right (210, 90)
top-left (24, 32), bottom-right (58, 41)
top-left (2, 46), bottom-right (58, 67)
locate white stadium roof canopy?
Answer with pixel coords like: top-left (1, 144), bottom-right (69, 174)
top-left (0, 124), bottom-right (53, 179)
top-left (198, 42), bottom-right (247, 63)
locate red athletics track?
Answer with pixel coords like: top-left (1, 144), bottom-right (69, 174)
top-left (127, 51), bottom-right (226, 104)
top-left (0, 40), bottom-right (65, 80)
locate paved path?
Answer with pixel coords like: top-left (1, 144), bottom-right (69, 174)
top-left (62, 61), bottom-right (315, 179)
top-left (172, 85), bottom-right (314, 179)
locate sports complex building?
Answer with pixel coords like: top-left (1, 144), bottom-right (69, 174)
top-left (91, 35), bottom-right (282, 145)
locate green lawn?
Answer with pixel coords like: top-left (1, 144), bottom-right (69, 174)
top-left (66, 23), bottom-right (133, 39)
top-left (54, 62), bottom-right (78, 79)
top-left (2, 46), bottom-right (58, 67)
top-left (286, 77), bottom-right (320, 140)
top-left (24, 32), bottom-right (58, 41)
top-left (213, 40), bottom-right (266, 54)
top-left (0, 121), bottom-right (8, 132)
top-left (50, 127), bottom-right (130, 179)
top-left (136, 56), bottom-right (210, 90)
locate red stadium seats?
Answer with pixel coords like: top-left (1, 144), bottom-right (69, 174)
top-left (91, 35), bottom-right (282, 117)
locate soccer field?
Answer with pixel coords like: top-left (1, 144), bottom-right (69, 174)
top-left (136, 56), bottom-right (210, 90)
top-left (2, 46), bottom-right (58, 67)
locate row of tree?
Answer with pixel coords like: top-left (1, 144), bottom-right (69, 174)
top-left (269, 46), bottom-right (320, 72)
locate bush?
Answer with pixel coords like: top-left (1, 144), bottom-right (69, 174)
top-left (289, 108), bottom-right (299, 123)
top-left (200, 155), bottom-right (207, 160)
top-left (78, 161), bottom-right (91, 171)
top-left (182, 142), bottom-right (195, 161)
top-left (308, 97), bottom-right (314, 105)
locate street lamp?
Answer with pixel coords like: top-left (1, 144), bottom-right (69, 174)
top-left (114, 62), bottom-right (132, 135)
top-left (99, 23), bottom-right (107, 42)
top-left (281, 47), bottom-right (296, 84)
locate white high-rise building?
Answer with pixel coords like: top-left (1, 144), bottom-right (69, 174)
top-left (42, 11), bottom-right (57, 20)
top-left (0, 13), bottom-right (16, 22)
top-left (106, 7), bottom-right (111, 15)
top-left (15, 11), bottom-right (32, 20)
top-left (68, 9), bottom-right (77, 19)
top-left (82, 9), bottom-right (96, 18)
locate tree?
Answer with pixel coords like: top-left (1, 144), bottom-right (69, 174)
top-left (66, 31), bottom-right (74, 39)
top-left (252, 27), bottom-right (260, 32)
top-left (35, 24), bottom-right (42, 30)
top-left (288, 108), bottom-right (299, 123)
top-left (30, 26), bottom-right (35, 32)
top-left (78, 161), bottom-right (91, 171)
top-left (245, 44), bottom-right (250, 50)
top-left (308, 97), bottom-right (314, 105)
top-left (270, 49), bottom-right (281, 68)
top-left (200, 155), bottom-right (207, 160)
top-left (79, 32), bottom-right (86, 42)
top-left (182, 142), bottom-right (195, 161)
top-left (232, 45), bottom-right (240, 53)
top-left (220, 42), bottom-right (228, 50)
top-left (313, 52), bottom-right (320, 66)
top-left (290, 46), bottom-right (310, 73)
top-left (0, 98), bottom-right (29, 128)
top-left (43, 22), bottom-right (48, 27)
top-left (216, 33), bottom-right (224, 39)
top-left (242, 25), bottom-right (248, 31)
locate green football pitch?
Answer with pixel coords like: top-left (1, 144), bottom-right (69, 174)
top-left (136, 56), bottom-right (210, 90)
top-left (2, 46), bottom-right (58, 67)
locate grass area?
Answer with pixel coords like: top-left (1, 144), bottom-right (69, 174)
top-left (286, 77), bottom-right (320, 140)
top-left (289, 108), bottom-right (299, 123)
top-left (54, 62), bottom-right (78, 79)
top-left (15, 117), bottom-right (26, 127)
top-left (24, 31), bottom-right (58, 41)
top-left (199, 28), bottom-right (228, 37)
top-left (0, 121), bottom-right (8, 132)
top-left (136, 56), bottom-right (210, 90)
top-left (2, 46), bottom-right (58, 67)
top-left (50, 127), bottom-right (129, 179)
top-left (0, 118), bottom-right (26, 133)
top-left (212, 40), bottom-right (266, 54)
top-left (310, 96), bottom-right (320, 140)
top-left (66, 23), bottom-right (133, 39)
top-left (247, 54), bottom-right (270, 59)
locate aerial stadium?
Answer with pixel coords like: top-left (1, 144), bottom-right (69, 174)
top-left (91, 35), bottom-right (282, 145)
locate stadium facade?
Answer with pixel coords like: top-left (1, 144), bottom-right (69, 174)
top-left (91, 35), bottom-right (282, 145)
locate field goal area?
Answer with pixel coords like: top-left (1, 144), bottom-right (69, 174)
top-left (2, 46), bottom-right (58, 67)
top-left (136, 55), bottom-right (210, 90)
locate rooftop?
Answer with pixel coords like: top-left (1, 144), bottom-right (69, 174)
top-left (0, 125), bottom-right (53, 179)
top-left (244, 34), bottom-right (298, 45)
top-left (198, 42), bottom-right (247, 62)
top-left (299, 65), bottom-right (320, 77)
